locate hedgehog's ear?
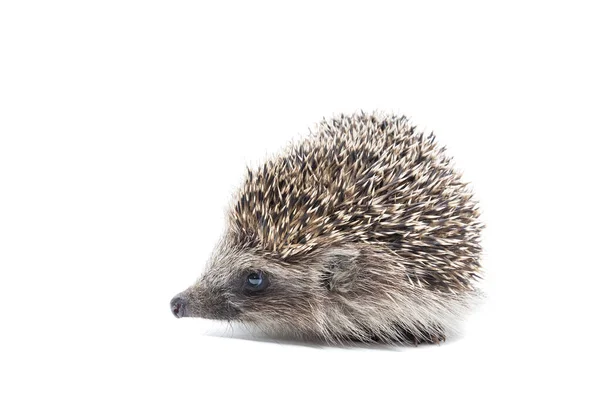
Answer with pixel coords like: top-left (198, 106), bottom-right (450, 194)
top-left (319, 246), bottom-right (361, 293)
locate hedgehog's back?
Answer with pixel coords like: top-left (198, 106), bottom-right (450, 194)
top-left (229, 112), bottom-right (482, 284)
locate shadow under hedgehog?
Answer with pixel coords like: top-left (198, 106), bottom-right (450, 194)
top-left (171, 112), bottom-right (483, 345)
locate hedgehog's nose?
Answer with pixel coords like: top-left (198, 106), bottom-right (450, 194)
top-left (170, 295), bottom-right (187, 318)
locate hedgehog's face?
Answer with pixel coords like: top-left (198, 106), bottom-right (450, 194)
top-left (170, 241), bottom-right (325, 332)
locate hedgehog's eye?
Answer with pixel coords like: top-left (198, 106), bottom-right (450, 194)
top-left (244, 270), bottom-right (269, 292)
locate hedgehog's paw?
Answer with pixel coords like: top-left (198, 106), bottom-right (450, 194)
top-left (394, 325), bottom-right (446, 346)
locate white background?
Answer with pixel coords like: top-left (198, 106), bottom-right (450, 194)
top-left (1, 1), bottom-right (598, 399)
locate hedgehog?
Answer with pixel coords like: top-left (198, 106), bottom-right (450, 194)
top-left (170, 112), bottom-right (483, 345)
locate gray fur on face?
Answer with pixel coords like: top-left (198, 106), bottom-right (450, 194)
top-left (171, 112), bottom-right (483, 345)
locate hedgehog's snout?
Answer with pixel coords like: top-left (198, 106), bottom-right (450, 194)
top-left (170, 294), bottom-right (187, 318)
